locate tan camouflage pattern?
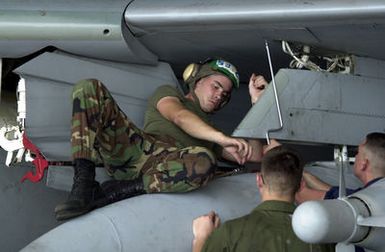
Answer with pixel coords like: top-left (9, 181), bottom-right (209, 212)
top-left (71, 79), bottom-right (217, 193)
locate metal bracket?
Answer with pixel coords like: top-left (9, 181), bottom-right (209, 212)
top-left (0, 125), bottom-right (24, 166)
top-left (334, 145), bottom-right (348, 198)
top-left (264, 41), bottom-right (283, 144)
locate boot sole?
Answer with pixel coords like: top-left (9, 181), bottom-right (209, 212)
top-left (54, 199), bottom-right (88, 213)
top-left (55, 207), bottom-right (92, 221)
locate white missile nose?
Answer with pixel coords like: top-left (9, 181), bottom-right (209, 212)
top-left (292, 200), bottom-right (355, 244)
top-left (292, 201), bottom-right (331, 243)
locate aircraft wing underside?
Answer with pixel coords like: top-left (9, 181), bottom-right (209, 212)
top-left (1, 0), bottom-right (385, 77)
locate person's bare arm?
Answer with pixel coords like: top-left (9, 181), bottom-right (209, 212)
top-left (303, 171), bottom-right (332, 191)
top-left (192, 211), bottom-right (220, 252)
top-left (247, 139), bottom-right (264, 162)
top-left (157, 96), bottom-right (252, 164)
top-left (221, 138), bottom-right (281, 164)
top-left (295, 178), bottom-right (328, 204)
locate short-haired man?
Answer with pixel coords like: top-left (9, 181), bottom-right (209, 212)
top-left (296, 132), bottom-right (385, 202)
top-left (296, 132), bottom-right (385, 252)
top-left (192, 146), bottom-right (334, 252)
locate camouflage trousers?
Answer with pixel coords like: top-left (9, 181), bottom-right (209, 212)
top-left (71, 79), bottom-right (217, 193)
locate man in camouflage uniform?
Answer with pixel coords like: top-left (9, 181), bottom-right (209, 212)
top-left (55, 59), bottom-right (272, 221)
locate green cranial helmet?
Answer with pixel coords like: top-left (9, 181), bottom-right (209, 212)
top-left (206, 59), bottom-right (240, 89)
top-left (183, 58), bottom-right (240, 91)
top-left (182, 58), bottom-right (240, 110)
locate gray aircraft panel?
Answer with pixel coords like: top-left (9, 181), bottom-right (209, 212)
top-left (21, 163), bottom-right (363, 252)
top-left (15, 52), bottom-right (178, 161)
top-left (0, 0), bottom-right (157, 64)
top-left (22, 173), bottom-right (260, 252)
top-left (233, 68), bottom-right (385, 146)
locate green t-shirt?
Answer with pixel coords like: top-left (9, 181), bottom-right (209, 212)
top-left (143, 85), bottom-right (218, 153)
top-left (202, 200), bottom-right (335, 252)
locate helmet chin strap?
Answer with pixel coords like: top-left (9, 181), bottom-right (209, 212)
top-left (187, 81), bottom-right (203, 110)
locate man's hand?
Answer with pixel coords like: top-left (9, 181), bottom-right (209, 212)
top-left (218, 135), bottom-right (253, 164)
top-left (249, 73), bottom-right (268, 104)
top-left (193, 211), bottom-right (221, 240)
top-left (192, 211), bottom-right (221, 252)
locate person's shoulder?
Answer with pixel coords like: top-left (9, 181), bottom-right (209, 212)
top-left (324, 186), bottom-right (357, 199)
top-left (154, 85), bottom-right (181, 95)
top-left (149, 85), bottom-right (183, 105)
top-left (223, 212), bottom-right (254, 229)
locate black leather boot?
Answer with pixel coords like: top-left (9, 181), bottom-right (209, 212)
top-left (55, 159), bottom-right (104, 221)
top-left (94, 177), bottom-right (146, 208)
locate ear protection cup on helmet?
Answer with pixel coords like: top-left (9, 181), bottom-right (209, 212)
top-left (182, 63), bottom-right (201, 84)
top-left (182, 58), bottom-right (214, 85)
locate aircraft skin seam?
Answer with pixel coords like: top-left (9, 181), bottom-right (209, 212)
top-left (93, 211), bottom-right (123, 252)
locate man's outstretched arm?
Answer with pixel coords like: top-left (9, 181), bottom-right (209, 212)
top-left (221, 139), bottom-right (281, 164)
top-left (303, 171), bottom-right (332, 191)
top-left (295, 172), bottom-right (331, 203)
top-left (157, 96), bottom-right (252, 164)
